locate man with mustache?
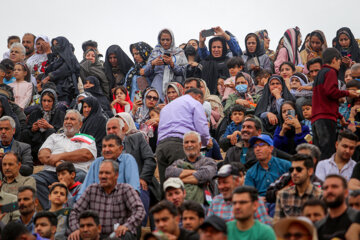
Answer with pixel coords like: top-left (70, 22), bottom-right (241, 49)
top-left (22, 33), bottom-right (36, 61)
top-left (16, 186), bottom-right (37, 233)
top-left (34, 110), bottom-right (97, 210)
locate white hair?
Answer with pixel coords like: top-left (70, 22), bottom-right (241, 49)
top-left (10, 42), bottom-right (25, 56)
top-left (183, 131), bottom-right (201, 143)
top-left (0, 116), bottom-right (16, 129)
top-left (351, 63), bottom-right (360, 73)
top-left (65, 109), bottom-right (83, 122)
top-left (106, 117), bottom-right (125, 130)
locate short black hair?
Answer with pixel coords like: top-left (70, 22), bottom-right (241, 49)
top-left (346, 79), bottom-right (360, 89)
top-left (255, 69), bottom-right (271, 80)
top-left (301, 98), bottom-right (312, 107)
top-left (79, 210), bottom-right (100, 225)
top-left (350, 190), bottom-right (360, 198)
top-left (3, 151), bottom-right (20, 163)
top-left (49, 183), bottom-right (68, 195)
top-left (322, 48), bottom-right (341, 64)
top-left (324, 174), bottom-right (347, 189)
top-left (56, 161), bottom-right (76, 174)
top-left (185, 88), bottom-right (204, 99)
top-left (102, 134), bottom-right (122, 146)
top-left (180, 200), bottom-right (205, 219)
top-left (233, 186), bottom-right (258, 202)
top-left (7, 35), bottom-right (20, 44)
top-left (231, 104), bottom-right (246, 115)
top-left (184, 78), bottom-right (201, 88)
top-left (0, 63), bottom-right (6, 72)
top-left (0, 59), bottom-right (14, 70)
top-left (34, 211), bottom-right (58, 227)
top-left (337, 129), bottom-right (358, 142)
top-left (82, 40), bottom-right (98, 52)
top-left (18, 186), bottom-right (36, 199)
top-left (150, 200), bottom-right (178, 216)
top-left (243, 117), bottom-right (262, 130)
top-left (1, 221), bottom-right (29, 240)
top-left (235, 72), bottom-right (245, 81)
top-left (301, 199), bottom-right (327, 215)
top-left (291, 153), bottom-right (314, 169)
top-left (227, 56), bottom-right (244, 68)
top-left (280, 61), bottom-right (296, 72)
top-left (307, 57), bottom-right (323, 70)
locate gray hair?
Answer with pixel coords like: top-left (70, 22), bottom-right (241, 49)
top-left (65, 109), bottom-right (83, 122)
top-left (100, 159), bottom-right (119, 174)
top-left (0, 116), bottom-right (16, 129)
top-left (106, 117), bottom-right (124, 131)
top-left (351, 63), bottom-right (360, 73)
top-left (183, 131), bottom-right (201, 143)
top-left (296, 143), bottom-right (321, 162)
top-left (10, 42), bottom-right (25, 56)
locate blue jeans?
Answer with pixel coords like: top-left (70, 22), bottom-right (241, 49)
top-left (140, 189), bottom-right (150, 227)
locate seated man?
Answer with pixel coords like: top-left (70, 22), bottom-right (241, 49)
top-left (34, 211), bottom-right (58, 240)
top-left (301, 199), bottom-right (327, 224)
top-left (164, 177), bottom-right (187, 208)
top-left (274, 216), bottom-right (318, 240)
top-left (0, 116), bottom-right (33, 176)
top-left (17, 186), bottom-right (37, 232)
top-left (69, 160), bottom-right (145, 240)
top-left (180, 200), bottom-right (205, 232)
top-left (34, 110), bottom-right (97, 210)
top-left (78, 210), bottom-right (102, 240)
top-left (349, 190), bottom-right (360, 211)
top-left (1, 152), bottom-right (36, 195)
top-left (77, 134), bottom-right (140, 200)
top-left (165, 131), bottom-right (217, 205)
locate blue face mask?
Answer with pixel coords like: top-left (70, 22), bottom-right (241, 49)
top-left (235, 84), bottom-right (248, 93)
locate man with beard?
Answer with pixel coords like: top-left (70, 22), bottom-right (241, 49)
top-left (22, 33), bottom-right (36, 61)
top-left (165, 131), bottom-right (216, 205)
top-left (316, 130), bottom-right (357, 181)
top-left (34, 211), bottom-right (57, 240)
top-left (316, 174), bottom-right (360, 240)
top-left (17, 186), bottom-right (37, 232)
top-left (76, 134), bottom-right (140, 200)
top-left (274, 154), bottom-right (323, 222)
top-left (224, 118), bottom-right (291, 170)
top-left (226, 186), bottom-right (276, 240)
top-left (34, 110), bottom-right (97, 210)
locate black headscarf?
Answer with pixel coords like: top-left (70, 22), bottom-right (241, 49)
top-left (335, 27), bottom-right (360, 63)
top-left (80, 96), bottom-right (107, 156)
top-left (244, 33), bottom-right (266, 58)
top-left (51, 36), bottom-right (80, 74)
top-left (255, 75), bottom-right (295, 116)
top-left (201, 37), bottom-right (230, 94)
top-left (84, 76), bottom-right (113, 117)
top-left (104, 45), bottom-right (134, 89)
top-left (0, 95), bottom-right (21, 140)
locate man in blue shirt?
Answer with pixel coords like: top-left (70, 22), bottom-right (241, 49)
top-left (245, 134), bottom-right (291, 197)
top-left (76, 134), bottom-right (140, 200)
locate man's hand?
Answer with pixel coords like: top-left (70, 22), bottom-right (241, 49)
top-left (68, 230), bottom-right (80, 240)
top-left (48, 154), bottom-right (63, 166)
top-left (115, 225), bottom-right (129, 237)
top-left (140, 179), bottom-right (148, 191)
top-left (206, 138), bottom-right (213, 149)
top-left (38, 149), bottom-right (51, 164)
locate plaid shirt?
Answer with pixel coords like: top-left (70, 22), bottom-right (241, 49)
top-left (207, 194), bottom-right (272, 225)
top-left (69, 183), bottom-right (145, 235)
top-left (274, 183), bottom-right (323, 222)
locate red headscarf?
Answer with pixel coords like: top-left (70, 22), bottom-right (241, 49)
top-left (113, 88), bottom-right (133, 113)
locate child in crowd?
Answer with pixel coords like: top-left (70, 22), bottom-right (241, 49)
top-left (254, 69), bottom-right (270, 96)
top-left (222, 57), bottom-right (245, 101)
top-left (0, 64), bottom-right (6, 84)
top-left (222, 104), bottom-right (246, 146)
top-left (56, 161), bottom-right (82, 208)
top-left (0, 59), bottom-right (15, 84)
top-left (9, 62), bottom-right (33, 109)
top-left (48, 183), bottom-right (71, 239)
top-left (290, 73), bottom-right (313, 100)
top-left (111, 86), bottom-right (133, 114)
top-left (344, 68), bottom-right (353, 83)
top-left (301, 98), bottom-right (313, 137)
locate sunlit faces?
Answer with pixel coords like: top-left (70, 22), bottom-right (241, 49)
top-left (131, 47), bottom-right (144, 63)
top-left (13, 64), bottom-right (27, 80)
top-left (246, 36), bottom-right (257, 53)
top-left (211, 40), bottom-right (223, 58)
top-left (82, 102), bottom-right (92, 118)
top-left (41, 94), bottom-right (54, 112)
top-left (85, 51), bottom-right (96, 64)
top-left (301, 105), bottom-right (312, 120)
top-left (290, 77), bottom-right (301, 90)
top-left (339, 34), bottom-right (351, 48)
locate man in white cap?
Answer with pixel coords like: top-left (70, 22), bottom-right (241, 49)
top-left (273, 216), bottom-right (317, 240)
top-left (163, 177), bottom-right (186, 208)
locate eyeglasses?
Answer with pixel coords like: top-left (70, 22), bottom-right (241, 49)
top-left (253, 142), bottom-right (268, 148)
top-left (146, 95), bottom-right (159, 101)
top-left (284, 232), bottom-right (311, 239)
top-left (289, 167), bottom-right (304, 173)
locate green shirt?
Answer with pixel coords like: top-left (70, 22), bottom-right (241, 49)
top-left (226, 220), bottom-right (276, 240)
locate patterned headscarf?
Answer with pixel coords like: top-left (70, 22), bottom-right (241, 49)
top-left (283, 27), bottom-right (301, 65)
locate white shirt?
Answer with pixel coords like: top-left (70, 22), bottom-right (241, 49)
top-left (315, 154), bottom-right (356, 181)
top-left (40, 133), bottom-right (97, 172)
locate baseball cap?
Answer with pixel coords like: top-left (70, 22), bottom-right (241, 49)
top-left (249, 134), bottom-right (273, 147)
top-left (273, 216), bottom-right (318, 240)
top-left (163, 178), bottom-right (184, 192)
top-left (198, 215), bottom-right (227, 233)
top-left (213, 164), bottom-right (244, 179)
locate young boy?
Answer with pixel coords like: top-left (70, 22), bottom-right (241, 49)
top-left (312, 48), bottom-right (360, 159)
top-left (222, 57), bottom-right (245, 101)
top-left (3, 35), bottom-right (20, 59)
top-left (0, 59), bottom-right (15, 84)
top-left (48, 183), bottom-right (71, 239)
top-left (222, 104), bottom-right (246, 148)
top-left (301, 98), bottom-right (313, 137)
top-left (56, 161), bottom-right (82, 207)
top-left (0, 64), bottom-right (6, 84)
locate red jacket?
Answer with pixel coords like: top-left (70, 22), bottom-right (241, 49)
top-left (312, 65), bottom-right (349, 123)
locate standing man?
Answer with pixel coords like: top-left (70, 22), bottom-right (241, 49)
top-left (22, 33), bottom-right (36, 61)
top-left (226, 186), bottom-right (276, 240)
top-left (157, 88), bottom-right (212, 186)
top-left (274, 154), bottom-right (323, 222)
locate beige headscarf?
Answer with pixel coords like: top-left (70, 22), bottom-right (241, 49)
top-left (116, 112), bottom-right (137, 134)
top-left (200, 80), bottom-right (224, 128)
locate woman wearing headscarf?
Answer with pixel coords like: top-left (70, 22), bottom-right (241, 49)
top-left (104, 45), bottom-right (134, 94)
top-left (80, 96), bottom-right (107, 156)
top-left (242, 33), bottom-right (272, 78)
top-left (131, 88), bottom-right (160, 126)
top-left (144, 29), bottom-right (187, 101)
top-left (80, 48), bottom-right (110, 98)
top-left (43, 36), bottom-right (80, 105)
top-left (21, 88), bottom-right (65, 164)
top-left (164, 82), bottom-right (184, 104)
top-left (70, 92), bottom-right (93, 112)
top-left (255, 29), bottom-right (275, 61)
top-left (125, 42), bottom-right (153, 101)
top-left (26, 35), bottom-right (51, 78)
top-left (335, 27), bottom-right (360, 81)
top-left (274, 27), bottom-right (304, 74)
top-left (111, 86), bottom-right (133, 114)
top-left (83, 76), bottom-right (113, 117)
top-left (255, 75), bottom-right (296, 133)
top-left (300, 30), bottom-right (328, 65)
top-left (201, 37), bottom-right (230, 94)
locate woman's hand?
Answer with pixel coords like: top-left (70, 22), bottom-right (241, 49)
top-left (213, 26), bottom-right (230, 41)
top-left (270, 88), bottom-right (282, 99)
top-left (189, 62), bottom-right (199, 67)
top-left (145, 118), bottom-right (159, 127)
top-left (41, 41), bottom-right (52, 54)
top-left (235, 99), bottom-right (250, 108)
top-left (297, 86), bottom-right (312, 91)
top-left (287, 115), bottom-right (302, 133)
top-left (32, 122), bottom-right (40, 132)
top-left (342, 56), bottom-right (351, 67)
top-left (38, 119), bottom-right (53, 129)
top-left (132, 99), bottom-right (142, 115)
top-left (267, 112), bottom-right (278, 125)
top-left (151, 56), bottom-right (164, 66)
top-left (162, 55), bottom-right (174, 68)
top-left (42, 76), bottom-right (50, 84)
top-left (139, 68), bottom-right (145, 76)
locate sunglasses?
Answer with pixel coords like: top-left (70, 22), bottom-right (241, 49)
top-left (253, 142), bottom-right (268, 148)
top-left (289, 167), bottom-right (303, 173)
top-left (146, 95), bottom-right (159, 101)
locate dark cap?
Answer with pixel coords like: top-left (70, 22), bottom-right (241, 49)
top-left (198, 215), bottom-right (227, 233)
top-left (213, 164), bottom-right (241, 179)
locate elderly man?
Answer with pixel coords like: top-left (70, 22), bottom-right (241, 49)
top-left (69, 160), bottom-right (145, 240)
top-left (34, 110), bottom-right (96, 210)
top-left (165, 131), bottom-right (216, 205)
top-left (0, 116), bottom-right (33, 176)
top-left (22, 33), bottom-right (36, 61)
top-left (9, 43), bottom-right (26, 64)
top-left (2, 152), bottom-right (36, 195)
